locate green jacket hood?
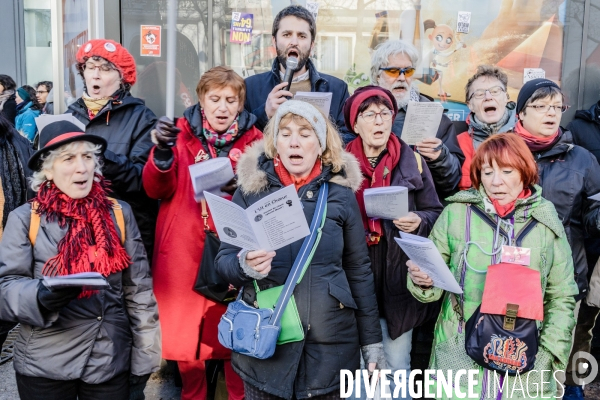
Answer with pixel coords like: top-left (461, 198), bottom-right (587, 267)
top-left (447, 185), bottom-right (565, 238)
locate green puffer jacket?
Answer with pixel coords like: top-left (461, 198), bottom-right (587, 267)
top-left (408, 186), bottom-right (578, 399)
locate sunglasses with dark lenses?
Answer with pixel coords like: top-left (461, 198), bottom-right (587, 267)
top-left (379, 67), bottom-right (416, 78)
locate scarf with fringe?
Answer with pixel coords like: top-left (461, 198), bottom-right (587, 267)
top-left (34, 176), bottom-right (131, 288)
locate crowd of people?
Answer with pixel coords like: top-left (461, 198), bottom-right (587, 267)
top-left (0, 4), bottom-right (599, 400)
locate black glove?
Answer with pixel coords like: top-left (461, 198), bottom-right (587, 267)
top-left (220, 176), bottom-right (238, 196)
top-left (129, 373), bottom-right (151, 400)
top-left (36, 281), bottom-right (82, 312)
top-left (151, 116), bottom-right (181, 150)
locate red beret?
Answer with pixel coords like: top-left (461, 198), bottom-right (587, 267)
top-left (77, 39), bottom-right (137, 86)
top-left (343, 85), bottom-right (398, 133)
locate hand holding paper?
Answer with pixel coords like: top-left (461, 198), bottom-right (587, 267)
top-left (394, 232), bottom-right (462, 293)
top-left (204, 185), bottom-right (310, 251)
top-left (188, 158), bottom-right (234, 201)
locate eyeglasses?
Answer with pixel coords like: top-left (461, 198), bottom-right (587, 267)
top-left (526, 104), bottom-right (569, 113)
top-left (359, 110), bottom-right (394, 122)
top-left (84, 62), bottom-right (115, 73)
top-left (36, 90), bottom-right (48, 95)
top-left (468, 86), bottom-right (505, 100)
top-left (379, 67), bottom-right (416, 79)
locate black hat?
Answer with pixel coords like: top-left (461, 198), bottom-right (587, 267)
top-left (28, 121), bottom-right (107, 170)
top-left (516, 78), bottom-right (561, 114)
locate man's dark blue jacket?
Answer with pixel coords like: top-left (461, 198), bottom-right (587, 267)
top-left (244, 58), bottom-right (352, 141)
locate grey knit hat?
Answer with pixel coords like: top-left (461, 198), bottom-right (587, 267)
top-left (273, 100), bottom-right (327, 151)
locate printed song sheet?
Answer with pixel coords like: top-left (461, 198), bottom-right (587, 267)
top-left (364, 186), bottom-right (408, 220)
top-left (188, 158), bottom-right (234, 201)
top-left (293, 92), bottom-right (332, 116)
top-left (204, 185), bottom-right (310, 251)
top-left (401, 101), bottom-right (444, 145)
top-left (394, 233), bottom-right (462, 293)
top-left (43, 272), bottom-right (109, 290)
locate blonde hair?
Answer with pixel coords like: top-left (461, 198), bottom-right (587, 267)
top-left (263, 113), bottom-right (345, 173)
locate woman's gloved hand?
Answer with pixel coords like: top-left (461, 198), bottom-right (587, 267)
top-left (361, 342), bottom-right (388, 373)
top-left (151, 116), bottom-right (180, 149)
top-left (36, 280), bottom-right (82, 312)
top-left (220, 177), bottom-right (238, 196)
top-left (129, 373), bottom-right (151, 400)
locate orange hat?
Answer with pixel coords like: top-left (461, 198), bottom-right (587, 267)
top-left (76, 39), bottom-right (137, 86)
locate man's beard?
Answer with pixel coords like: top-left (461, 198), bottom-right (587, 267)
top-left (276, 42), bottom-right (311, 72)
top-left (391, 81), bottom-right (419, 109)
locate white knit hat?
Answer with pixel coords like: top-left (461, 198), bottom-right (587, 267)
top-left (273, 100), bottom-right (327, 151)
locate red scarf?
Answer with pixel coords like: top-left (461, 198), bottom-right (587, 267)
top-left (274, 157), bottom-right (322, 191)
top-left (514, 121), bottom-right (561, 152)
top-left (34, 176), bottom-right (131, 292)
top-left (346, 134), bottom-right (401, 245)
top-left (490, 188), bottom-right (532, 218)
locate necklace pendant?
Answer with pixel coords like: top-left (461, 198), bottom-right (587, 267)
top-left (195, 150), bottom-right (208, 163)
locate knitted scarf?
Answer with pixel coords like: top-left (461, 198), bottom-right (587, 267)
top-left (201, 109), bottom-right (239, 155)
top-left (274, 157), bottom-right (322, 191)
top-left (0, 90), bottom-right (14, 112)
top-left (82, 93), bottom-right (111, 118)
top-left (34, 176), bottom-right (131, 283)
top-left (514, 121), bottom-right (561, 152)
top-left (0, 133), bottom-right (26, 231)
top-left (346, 134), bottom-right (401, 245)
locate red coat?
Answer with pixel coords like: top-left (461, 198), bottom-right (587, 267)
top-left (142, 106), bottom-right (262, 361)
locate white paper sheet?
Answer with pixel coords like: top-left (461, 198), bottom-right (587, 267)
top-left (400, 102), bottom-right (444, 145)
top-left (188, 158), bottom-right (234, 201)
top-left (36, 114), bottom-right (86, 135)
top-left (589, 192), bottom-right (600, 201)
top-left (43, 272), bottom-right (109, 290)
top-left (364, 186), bottom-right (408, 220)
top-left (293, 92), bottom-right (332, 116)
top-left (204, 185), bottom-right (310, 251)
top-left (394, 233), bottom-right (463, 294)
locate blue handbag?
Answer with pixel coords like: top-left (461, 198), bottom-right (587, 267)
top-left (217, 183), bottom-right (329, 359)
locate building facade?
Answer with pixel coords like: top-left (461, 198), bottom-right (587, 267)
top-left (2, 0), bottom-right (599, 124)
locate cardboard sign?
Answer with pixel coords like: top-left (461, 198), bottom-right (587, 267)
top-left (230, 12), bottom-right (253, 45)
top-left (141, 25), bottom-right (161, 57)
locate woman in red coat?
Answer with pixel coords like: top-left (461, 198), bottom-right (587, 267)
top-left (142, 66), bottom-right (262, 400)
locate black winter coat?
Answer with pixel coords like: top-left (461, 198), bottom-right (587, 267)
top-left (215, 142), bottom-right (381, 399)
top-left (244, 59), bottom-right (352, 142)
top-left (66, 91), bottom-right (158, 259)
top-left (534, 130), bottom-right (600, 300)
top-left (364, 140), bottom-right (443, 339)
top-left (567, 101), bottom-right (600, 162)
top-left (392, 95), bottom-right (464, 200)
top-left (1, 94), bottom-right (17, 126)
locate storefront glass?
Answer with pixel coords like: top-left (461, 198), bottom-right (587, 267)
top-left (24, 0), bottom-right (53, 85)
top-left (121, 0), bottom-right (209, 117)
top-left (120, 0), bottom-right (590, 122)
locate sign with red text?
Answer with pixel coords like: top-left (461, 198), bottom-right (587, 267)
top-left (140, 25), bottom-right (161, 57)
top-left (230, 13), bottom-right (253, 45)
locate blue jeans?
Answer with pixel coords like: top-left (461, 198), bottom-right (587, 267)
top-left (354, 319), bottom-right (412, 399)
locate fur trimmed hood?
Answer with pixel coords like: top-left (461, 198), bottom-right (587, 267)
top-left (236, 140), bottom-right (364, 195)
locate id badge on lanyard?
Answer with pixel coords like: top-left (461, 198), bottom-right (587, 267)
top-left (499, 216), bottom-right (531, 266)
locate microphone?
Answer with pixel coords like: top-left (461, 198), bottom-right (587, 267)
top-left (282, 56), bottom-right (299, 92)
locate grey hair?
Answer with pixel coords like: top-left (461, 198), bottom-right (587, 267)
top-left (370, 40), bottom-right (420, 85)
top-left (30, 141), bottom-right (103, 192)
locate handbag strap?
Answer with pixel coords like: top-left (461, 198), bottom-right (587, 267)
top-left (201, 199), bottom-right (210, 230)
top-left (451, 204), bottom-right (540, 331)
top-left (268, 182), bottom-right (329, 326)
